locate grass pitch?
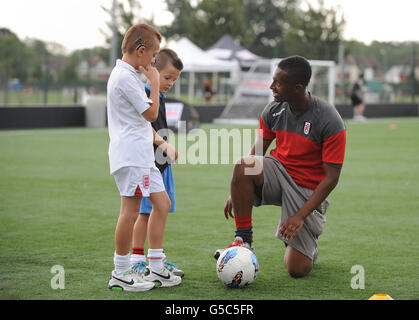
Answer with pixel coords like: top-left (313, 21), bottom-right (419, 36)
top-left (0, 118), bottom-right (418, 300)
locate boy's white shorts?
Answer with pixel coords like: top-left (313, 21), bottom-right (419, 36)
top-left (113, 166), bottom-right (165, 197)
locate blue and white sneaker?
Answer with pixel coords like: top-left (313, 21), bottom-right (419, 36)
top-left (144, 266), bottom-right (182, 288)
top-left (164, 259), bottom-right (184, 278)
top-left (108, 267), bottom-right (155, 292)
top-left (132, 261), bottom-right (148, 275)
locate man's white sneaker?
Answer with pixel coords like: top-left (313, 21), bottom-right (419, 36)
top-left (353, 115), bottom-right (367, 122)
top-left (144, 266), bottom-right (182, 288)
top-left (108, 268), bottom-right (155, 292)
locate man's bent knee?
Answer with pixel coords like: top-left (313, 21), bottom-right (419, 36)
top-left (286, 264), bottom-right (312, 278)
top-left (284, 246), bottom-right (313, 278)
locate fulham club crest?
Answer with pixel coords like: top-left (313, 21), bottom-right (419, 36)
top-left (304, 122), bottom-right (311, 135)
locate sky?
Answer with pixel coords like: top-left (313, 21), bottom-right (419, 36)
top-left (1, 0), bottom-right (419, 53)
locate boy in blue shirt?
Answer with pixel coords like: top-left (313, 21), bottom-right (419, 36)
top-left (130, 48), bottom-right (185, 278)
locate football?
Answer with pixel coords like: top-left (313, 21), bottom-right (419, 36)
top-left (216, 246), bottom-right (259, 288)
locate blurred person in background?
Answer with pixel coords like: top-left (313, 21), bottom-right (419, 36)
top-left (203, 74), bottom-right (215, 103)
top-left (350, 73), bottom-right (367, 121)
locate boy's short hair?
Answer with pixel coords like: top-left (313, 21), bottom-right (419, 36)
top-left (278, 55), bottom-right (312, 87)
top-left (154, 48), bottom-right (184, 72)
top-left (121, 23), bottom-right (162, 54)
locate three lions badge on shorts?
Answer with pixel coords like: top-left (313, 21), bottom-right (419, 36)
top-left (304, 122), bottom-right (311, 135)
top-left (143, 174), bottom-right (150, 189)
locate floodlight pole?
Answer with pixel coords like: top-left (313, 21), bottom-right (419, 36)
top-left (338, 42), bottom-right (345, 103)
top-left (110, 0), bottom-right (118, 68)
top-left (43, 50), bottom-right (49, 105)
top-left (412, 43), bottom-right (417, 103)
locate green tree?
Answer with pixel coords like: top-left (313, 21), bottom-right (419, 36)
top-left (163, 0), bottom-right (254, 49)
top-left (163, 0), bottom-right (301, 56)
top-left (281, 0), bottom-right (345, 60)
top-left (0, 28), bottom-right (28, 103)
top-left (25, 39), bottom-right (49, 85)
top-left (61, 55), bottom-right (79, 85)
top-left (162, 0), bottom-right (195, 39)
top-left (0, 28), bottom-right (28, 81)
top-left (242, 0), bottom-right (299, 58)
top-left (193, 0), bottom-right (254, 48)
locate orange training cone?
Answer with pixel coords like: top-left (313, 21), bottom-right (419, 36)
top-left (368, 294), bottom-right (393, 300)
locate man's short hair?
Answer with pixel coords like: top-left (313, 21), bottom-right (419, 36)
top-left (278, 55), bottom-right (312, 87)
top-left (121, 23), bottom-right (162, 54)
top-left (154, 48), bottom-right (184, 72)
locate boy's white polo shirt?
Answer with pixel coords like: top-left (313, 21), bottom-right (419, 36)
top-left (107, 59), bottom-right (154, 174)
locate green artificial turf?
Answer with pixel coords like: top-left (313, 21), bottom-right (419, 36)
top-left (0, 118), bottom-right (418, 300)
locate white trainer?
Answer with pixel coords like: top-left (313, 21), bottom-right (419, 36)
top-left (164, 259), bottom-right (185, 278)
top-left (108, 268), bottom-right (155, 292)
top-left (144, 266), bottom-right (182, 288)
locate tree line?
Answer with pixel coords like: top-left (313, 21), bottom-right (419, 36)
top-left (1, 0), bottom-right (417, 90)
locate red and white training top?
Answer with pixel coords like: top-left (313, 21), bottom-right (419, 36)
top-left (258, 92), bottom-right (346, 190)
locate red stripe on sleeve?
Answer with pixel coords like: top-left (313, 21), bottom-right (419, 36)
top-left (258, 115), bottom-right (275, 140)
top-left (322, 130), bottom-right (346, 165)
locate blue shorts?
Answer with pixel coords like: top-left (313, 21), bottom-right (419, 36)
top-left (139, 165), bottom-right (175, 214)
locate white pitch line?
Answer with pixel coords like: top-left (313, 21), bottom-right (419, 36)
top-left (0, 128), bottom-right (108, 137)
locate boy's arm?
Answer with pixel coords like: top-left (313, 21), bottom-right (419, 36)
top-left (140, 65), bottom-right (160, 122)
top-left (152, 128), bottom-right (165, 147)
top-left (153, 128), bottom-right (178, 162)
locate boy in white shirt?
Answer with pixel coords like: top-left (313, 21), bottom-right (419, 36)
top-left (107, 23), bottom-right (181, 292)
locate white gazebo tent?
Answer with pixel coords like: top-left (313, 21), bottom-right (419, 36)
top-left (205, 34), bottom-right (262, 71)
top-left (166, 37), bottom-right (239, 103)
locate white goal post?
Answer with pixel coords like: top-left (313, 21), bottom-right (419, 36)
top-left (215, 58), bottom-right (336, 124)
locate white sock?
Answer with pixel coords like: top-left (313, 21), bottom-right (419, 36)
top-left (147, 248), bottom-right (164, 272)
top-left (113, 252), bottom-right (131, 275)
top-left (130, 254), bottom-right (146, 266)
